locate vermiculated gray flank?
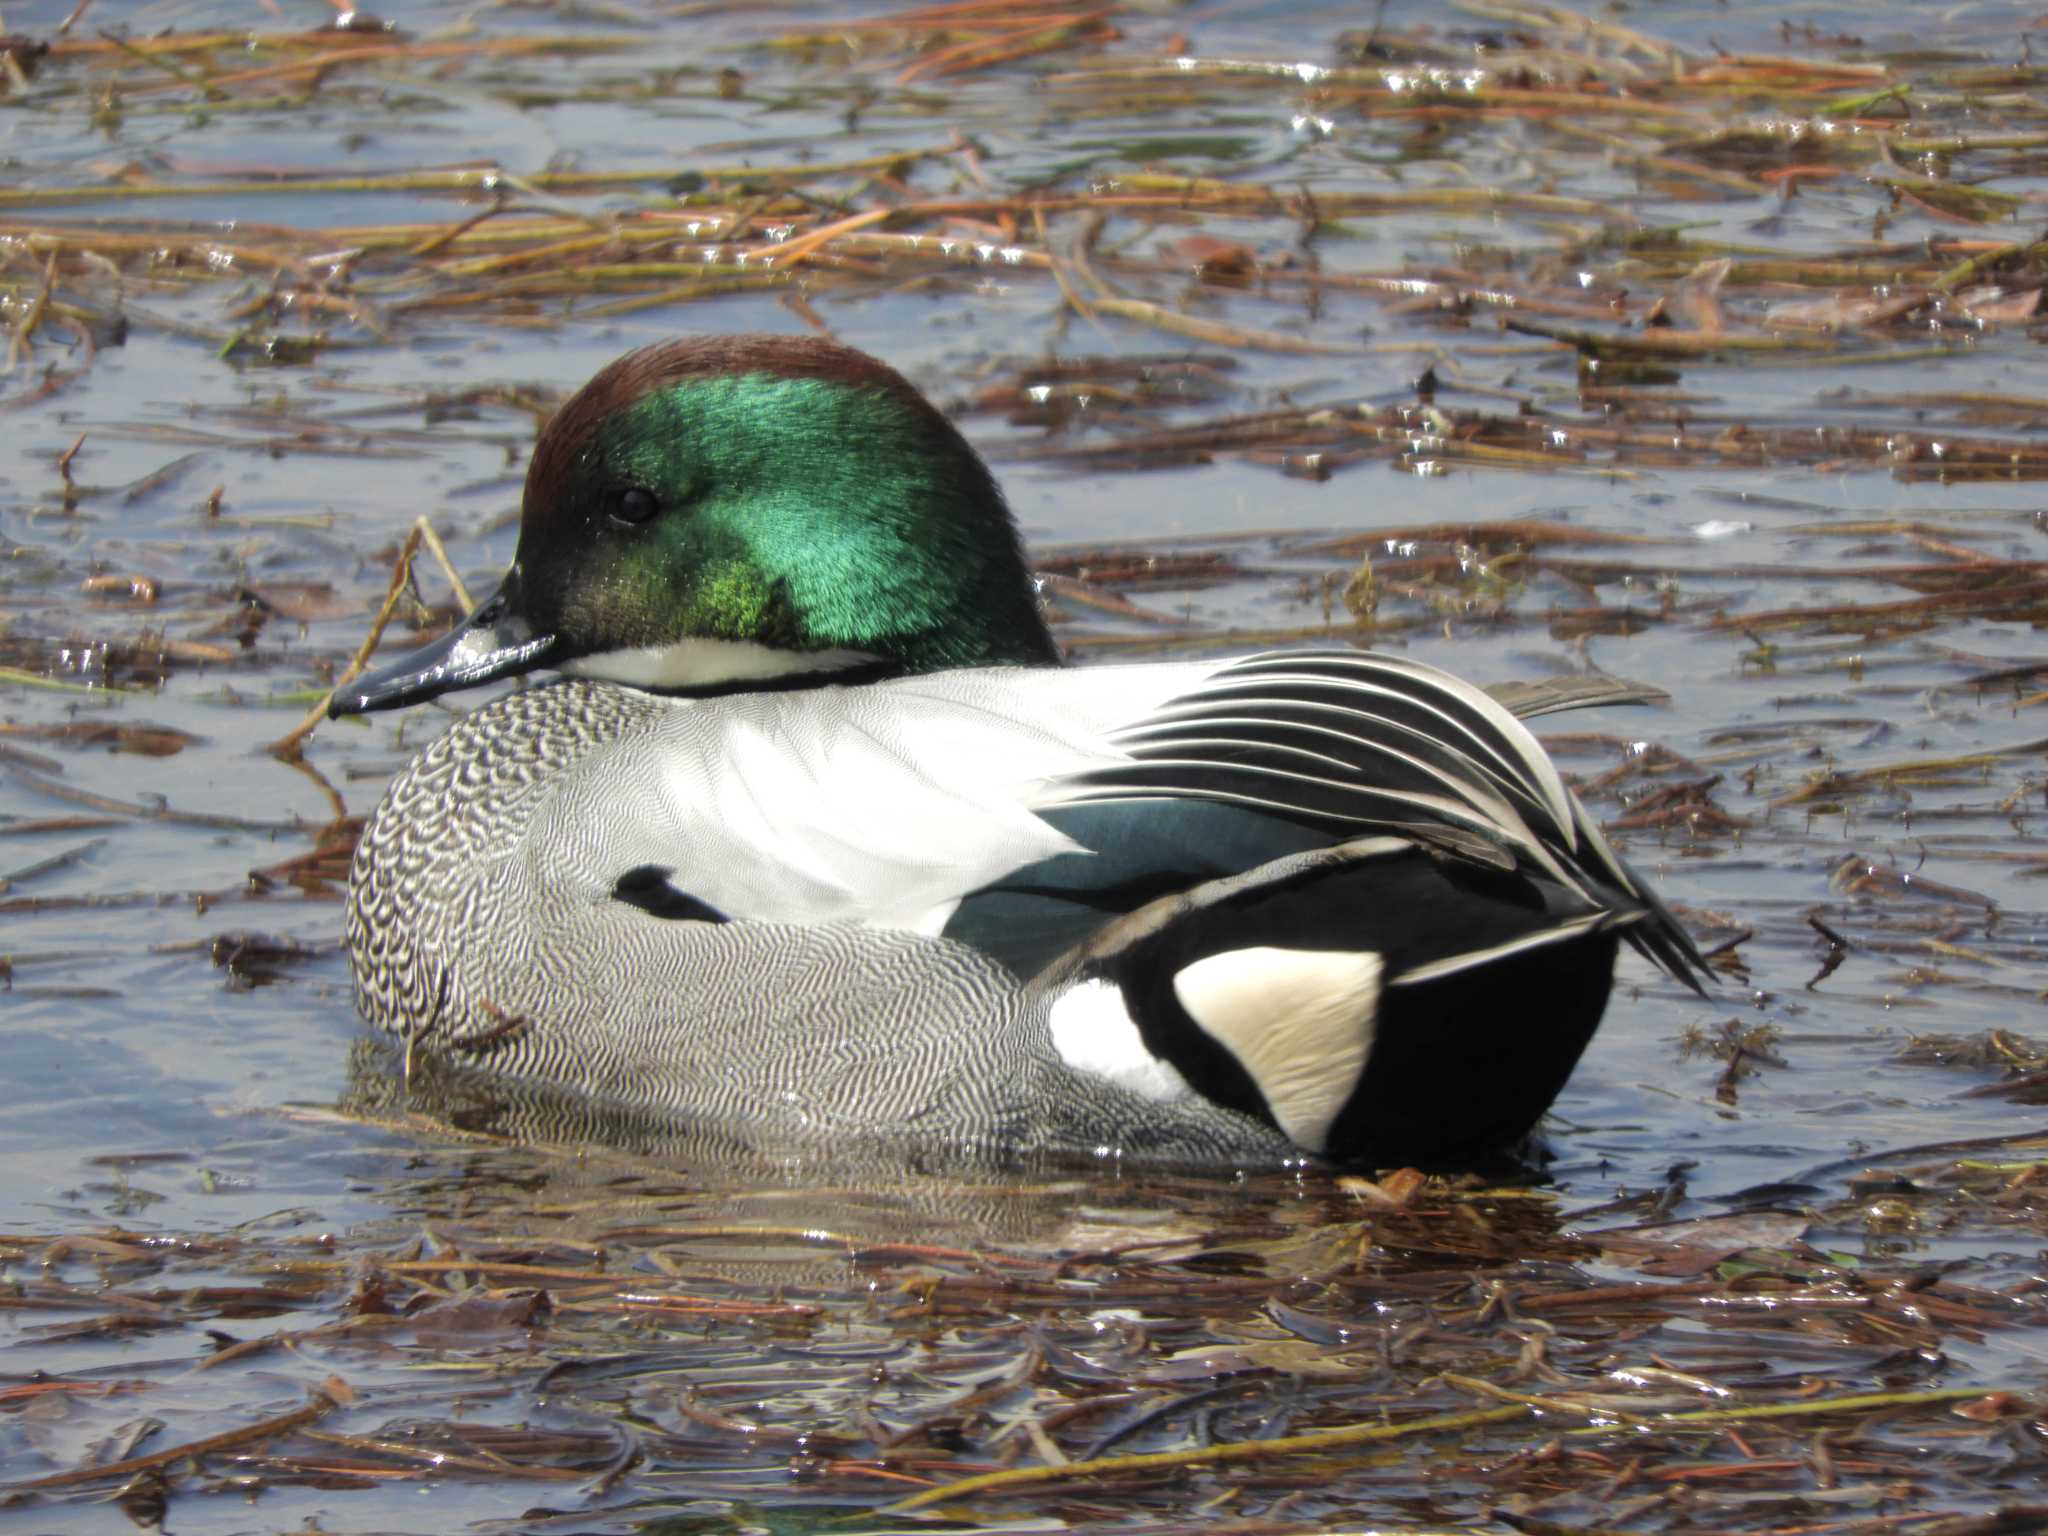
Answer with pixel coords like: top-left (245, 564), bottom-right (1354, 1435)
top-left (346, 676), bottom-right (1296, 1164)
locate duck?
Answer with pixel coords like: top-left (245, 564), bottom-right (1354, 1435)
top-left (328, 333), bottom-right (1706, 1168)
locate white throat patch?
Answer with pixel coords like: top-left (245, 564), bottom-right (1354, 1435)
top-left (562, 637), bottom-right (882, 690)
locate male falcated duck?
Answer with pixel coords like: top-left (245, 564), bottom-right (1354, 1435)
top-left (331, 334), bottom-right (1705, 1167)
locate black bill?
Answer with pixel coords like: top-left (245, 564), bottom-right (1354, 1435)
top-left (328, 573), bottom-right (564, 717)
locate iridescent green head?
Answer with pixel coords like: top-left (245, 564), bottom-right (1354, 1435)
top-left (330, 335), bottom-right (1058, 715)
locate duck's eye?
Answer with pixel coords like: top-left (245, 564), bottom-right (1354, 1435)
top-left (612, 487), bottom-right (659, 526)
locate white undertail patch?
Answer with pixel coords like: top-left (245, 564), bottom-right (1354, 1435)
top-left (1048, 979), bottom-right (1193, 1104)
top-left (1172, 946), bottom-right (1381, 1153)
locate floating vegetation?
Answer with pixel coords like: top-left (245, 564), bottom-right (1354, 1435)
top-left (5, 1127), bottom-right (2048, 1530)
top-left (6, 0), bottom-right (2048, 378)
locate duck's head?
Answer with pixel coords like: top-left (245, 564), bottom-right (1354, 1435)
top-left (330, 335), bottom-right (1058, 716)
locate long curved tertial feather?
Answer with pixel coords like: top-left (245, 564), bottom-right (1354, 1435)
top-left (1037, 651), bottom-right (1709, 994)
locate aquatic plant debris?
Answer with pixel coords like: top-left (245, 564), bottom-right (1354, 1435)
top-left (4, 1125), bottom-right (2048, 1528)
top-left (4, 0), bottom-right (2048, 373)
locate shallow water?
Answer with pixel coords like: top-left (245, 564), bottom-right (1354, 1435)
top-left (3, 0), bottom-right (2048, 1526)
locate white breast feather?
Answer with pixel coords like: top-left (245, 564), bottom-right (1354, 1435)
top-left (615, 662), bottom-right (1222, 932)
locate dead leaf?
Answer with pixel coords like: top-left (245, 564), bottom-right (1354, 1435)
top-left (1165, 235), bottom-right (1259, 277)
top-left (1765, 289), bottom-right (1931, 332)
